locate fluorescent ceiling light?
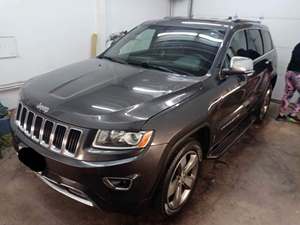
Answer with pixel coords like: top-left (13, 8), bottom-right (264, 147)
top-left (181, 21), bottom-right (228, 27)
top-left (198, 34), bottom-right (223, 43)
top-left (157, 32), bottom-right (198, 37)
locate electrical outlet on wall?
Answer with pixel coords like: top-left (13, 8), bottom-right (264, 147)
top-left (0, 36), bottom-right (18, 59)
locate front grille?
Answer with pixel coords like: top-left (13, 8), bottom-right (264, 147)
top-left (33, 116), bottom-right (43, 140)
top-left (66, 129), bottom-right (81, 154)
top-left (20, 107), bottom-right (27, 127)
top-left (53, 125), bottom-right (67, 149)
top-left (15, 103), bottom-right (82, 157)
top-left (25, 111), bottom-right (34, 134)
top-left (16, 103), bottom-right (22, 121)
top-left (42, 120), bottom-right (54, 145)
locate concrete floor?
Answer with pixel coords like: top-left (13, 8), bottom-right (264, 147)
top-left (1, 103), bottom-right (300, 225)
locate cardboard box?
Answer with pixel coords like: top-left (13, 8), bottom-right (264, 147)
top-left (0, 117), bottom-right (11, 136)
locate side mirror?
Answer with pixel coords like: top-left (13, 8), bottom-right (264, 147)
top-left (106, 30), bottom-right (128, 46)
top-left (222, 56), bottom-right (254, 76)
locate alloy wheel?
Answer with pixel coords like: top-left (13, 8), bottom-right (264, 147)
top-left (259, 88), bottom-right (272, 120)
top-left (166, 151), bottom-right (199, 210)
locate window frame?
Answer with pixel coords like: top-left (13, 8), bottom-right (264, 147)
top-left (220, 27), bottom-right (273, 72)
top-left (223, 29), bottom-right (248, 69)
top-left (245, 29), bottom-right (264, 57)
top-left (260, 29), bottom-right (274, 54)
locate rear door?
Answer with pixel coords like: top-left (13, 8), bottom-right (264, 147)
top-left (244, 29), bottom-right (271, 110)
top-left (260, 29), bottom-right (276, 92)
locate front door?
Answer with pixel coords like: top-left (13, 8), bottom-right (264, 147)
top-left (211, 29), bottom-right (250, 144)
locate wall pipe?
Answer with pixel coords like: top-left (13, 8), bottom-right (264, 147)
top-left (188, 0), bottom-right (194, 18)
top-left (169, 0), bottom-right (174, 16)
top-left (0, 81), bottom-right (24, 92)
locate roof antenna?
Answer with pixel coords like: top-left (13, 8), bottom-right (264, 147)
top-left (233, 12), bottom-right (239, 20)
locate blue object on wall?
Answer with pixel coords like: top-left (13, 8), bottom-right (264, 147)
top-left (0, 117), bottom-right (11, 136)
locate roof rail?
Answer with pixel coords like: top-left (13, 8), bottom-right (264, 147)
top-left (163, 16), bottom-right (188, 20)
top-left (227, 16), bottom-right (263, 24)
top-left (163, 16), bottom-right (263, 24)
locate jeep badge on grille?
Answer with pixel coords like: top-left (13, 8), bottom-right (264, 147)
top-left (36, 103), bottom-right (50, 113)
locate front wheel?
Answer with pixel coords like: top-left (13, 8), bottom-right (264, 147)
top-left (156, 140), bottom-right (202, 217)
top-left (256, 85), bottom-right (272, 123)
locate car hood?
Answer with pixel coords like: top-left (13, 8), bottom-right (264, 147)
top-left (21, 58), bottom-right (204, 130)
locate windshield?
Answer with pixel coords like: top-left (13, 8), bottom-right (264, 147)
top-left (101, 25), bottom-right (225, 76)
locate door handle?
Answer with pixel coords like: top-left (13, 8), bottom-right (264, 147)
top-left (243, 100), bottom-right (251, 108)
top-left (246, 70), bottom-right (255, 77)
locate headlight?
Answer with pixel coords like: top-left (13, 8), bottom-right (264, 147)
top-left (92, 130), bottom-right (154, 150)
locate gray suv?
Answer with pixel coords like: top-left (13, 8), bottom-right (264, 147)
top-left (11, 17), bottom-right (277, 217)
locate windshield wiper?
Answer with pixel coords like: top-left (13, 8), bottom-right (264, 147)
top-left (99, 56), bottom-right (128, 65)
top-left (127, 61), bottom-right (184, 74)
top-left (100, 56), bottom-right (193, 76)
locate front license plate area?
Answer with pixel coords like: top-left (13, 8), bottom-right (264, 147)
top-left (18, 147), bottom-right (46, 172)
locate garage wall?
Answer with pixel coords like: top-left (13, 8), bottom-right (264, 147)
top-left (97, 0), bottom-right (170, 50)
top-left (0, 0), bottom-right (170, 109)
top-left (171, 0), bottom-right (189, 17)
top-left (0, 0), bottom-right (97, 108)
top-left (173, 0), bottom-right (300, 100)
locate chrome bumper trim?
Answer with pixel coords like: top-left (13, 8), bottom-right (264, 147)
top-left (37, 174), bottom-right (94, 207)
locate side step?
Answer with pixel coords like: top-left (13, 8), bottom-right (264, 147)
top-left (207, 116), bottom-right (256, 159)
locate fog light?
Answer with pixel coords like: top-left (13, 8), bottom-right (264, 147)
top-left (103, 174), bottom-right (139, 191)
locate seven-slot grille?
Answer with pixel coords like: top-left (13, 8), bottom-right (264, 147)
top-left (15, 103), bottom-right (82, 157)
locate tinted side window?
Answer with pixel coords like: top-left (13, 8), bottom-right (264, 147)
top-left (245, 29), bottom-right (263, 59)
top-left (224, 30), bottom-right (247, 68)
top-left (261, 30), bottom-right (273, 53)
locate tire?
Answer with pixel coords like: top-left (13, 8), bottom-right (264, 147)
top-left (256, 85), bottom-right (273, 123)
top-left (155, 140), bottom-right (202, 218)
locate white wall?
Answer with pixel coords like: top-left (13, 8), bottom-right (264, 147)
top-left (172, 0), bottom-right (189, 17)
top-left (0, 0), bottom-right (97, 108)
top-left (0, 0), bottom-right (170, 109)
top-left (173, 0), bottom-right (300, 100)
top-left (97, 0), bottom-right (170, 50)
top-left (0, 0), bottom-right (97, 85)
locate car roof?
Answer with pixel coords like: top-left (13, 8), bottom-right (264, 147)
top-left (143, 17), bottom-right (267, 30)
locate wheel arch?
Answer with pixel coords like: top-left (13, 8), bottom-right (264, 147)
top-left (150, 123), bottom-right (211, 200)
top-left (271, 73), bottom-right (277, 90)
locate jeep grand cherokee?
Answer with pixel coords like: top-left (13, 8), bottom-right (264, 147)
top-left (11, 17), bottom-right (277, 217)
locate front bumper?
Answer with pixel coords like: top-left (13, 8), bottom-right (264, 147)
top-left (12, 124), bottom-right (166, 212)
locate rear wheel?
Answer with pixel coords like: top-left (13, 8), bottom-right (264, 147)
top-left (256, 85), bottom-right (272, 123)
top-left (156, 140), bottom-right (202, 217)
